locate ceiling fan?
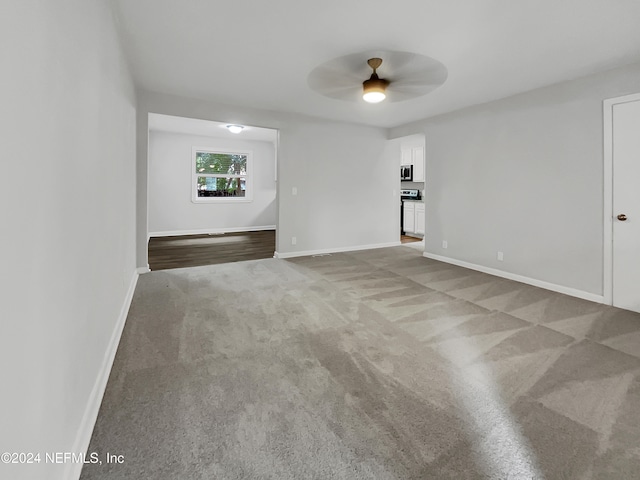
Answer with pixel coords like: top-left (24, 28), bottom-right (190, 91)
top-left (308, 50), bottom-right (448, 104)
top-left (362, 58), bottom-right (389, 103)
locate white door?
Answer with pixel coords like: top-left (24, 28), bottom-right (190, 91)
top-left (612, 98), bottom-right (640, 312)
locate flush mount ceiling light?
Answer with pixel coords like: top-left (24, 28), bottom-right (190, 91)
top-left (362, 58), bottom-right (389, 103)
top-left (226, 124), bottom-right (244, 134)
top-left (308, 50), bottom-right (448, 104)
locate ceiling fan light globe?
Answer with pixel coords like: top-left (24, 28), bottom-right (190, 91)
top-left (363, 75), bottom-right (388, 103)
top-left (363, 91), bottom-right (386, 103)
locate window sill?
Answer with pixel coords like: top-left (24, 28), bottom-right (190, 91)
top-left (192, 198), bottom-right (253, 204)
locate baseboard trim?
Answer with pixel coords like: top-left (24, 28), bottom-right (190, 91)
top-left (136, 265), bottom-right (150, 274)
top-left (149, 225), bottom-right (276, 238)
top-left (275, 241), bottom-right (402, 259)
top-left (422, 252), bottom-right (604, 304)
top-left (66, 270), bottom-right (139, 480)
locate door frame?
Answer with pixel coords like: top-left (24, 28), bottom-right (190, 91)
top-left (602, 92), bottom-right (640, 305)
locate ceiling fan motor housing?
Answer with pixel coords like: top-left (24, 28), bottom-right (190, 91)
top-left (363, 74), bottom-right (389, 93)
top-left (363, 57), bottom-right (389, 100)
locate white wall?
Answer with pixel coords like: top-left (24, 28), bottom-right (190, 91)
top-left (390, 61), bottom-right (640, 297)
top-left (276, 120), bottom-right (398, 256)
top-left (0, 2), bottom-right (137, 480)
top-left (148, 131), bottom-right (276, 235)
top-left (138, 91), bottom-right (399, 266)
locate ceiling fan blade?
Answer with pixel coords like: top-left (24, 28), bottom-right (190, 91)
top-left (387, 85), bottom-right (442, 102)
top-left (326, 54), bottom-right (373, 77)
top-left (389, 83), bottom-right (442, 92)
top-left (309, 83), bottom-right (361, 101)
top-left (389, 68), bottom-right (448, 86)
top-left (307, 68), bottom-right (361, 100)
top-left (373, 51), bottom-right (417, 76)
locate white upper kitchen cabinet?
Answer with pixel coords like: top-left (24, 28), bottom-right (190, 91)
top-left (401, 147), bottom-right (412, 166)
top-left (412, 146), bottom-right (424, 182)
top-left (400, 145), bottom-right (425, 182)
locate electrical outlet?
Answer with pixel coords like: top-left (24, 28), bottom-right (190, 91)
top-left (497, 251), bottom-right (504, 261)
top-left (442, 240), bottom-right (448, 249)
top-left (292, 187), bottom-right (297, 196)
top-left (291, 236), bottom-right (297, 245)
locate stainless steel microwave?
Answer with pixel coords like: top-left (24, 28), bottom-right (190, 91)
top-left (401, 165), bottom-right (413, 181)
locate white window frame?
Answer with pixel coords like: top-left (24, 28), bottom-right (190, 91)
top-left (191, 146), bottom-right (253, 203)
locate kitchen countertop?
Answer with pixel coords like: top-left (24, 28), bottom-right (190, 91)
top-left (402, 199), bottom-right (424, 203)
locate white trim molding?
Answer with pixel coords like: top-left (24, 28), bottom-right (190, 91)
top-left (423, 251), bottom-right (604, 304)
top-left (602, 92), bottom-right (640, 306)
top-left (274, 241), bottom-right (401, 259)
top-left (149, 225), bottom-right (276, 238)
top-left (65, 270), bottom-right (139, 480)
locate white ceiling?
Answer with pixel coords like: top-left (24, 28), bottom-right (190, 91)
top-left (148, 113), bottom-right (278, 142)
top-left (113, 0), bottom-right (640, 128)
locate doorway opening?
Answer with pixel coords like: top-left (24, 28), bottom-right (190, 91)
top-left (401, 235), bottom-right (422, 244)
top-left (146, 113), bottom-right (279, 270)
top-left (397, 134), bottom-right (426, 246)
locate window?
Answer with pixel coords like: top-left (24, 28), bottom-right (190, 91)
top-left (192, 148), bottom-right (252, 202)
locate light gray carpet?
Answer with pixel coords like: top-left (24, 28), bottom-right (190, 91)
top-left (81, 246), bottom-right (640, 479)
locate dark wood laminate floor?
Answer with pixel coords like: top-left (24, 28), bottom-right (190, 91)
top-left (148, 230), bottom-right (276, 271)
